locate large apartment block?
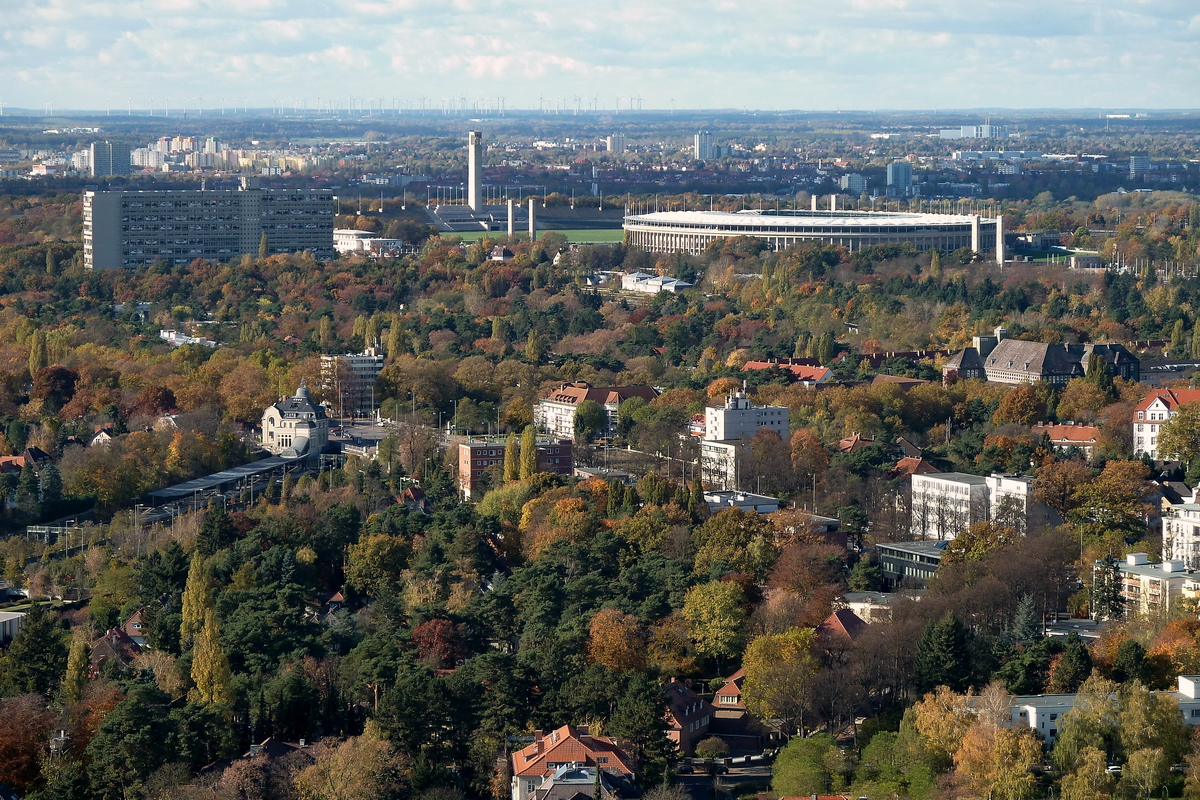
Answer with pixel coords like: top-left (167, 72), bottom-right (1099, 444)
top-left (910, 472), bottom-right (1050, 540)
top-left (83, 179), bottom-right (334, 269)
top-left (458, 438), bottom-right (573, 499)
top-left (320, 349), bottom-right (385, 417)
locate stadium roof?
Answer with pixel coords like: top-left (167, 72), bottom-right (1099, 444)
top-left (623, 209), bottom-right (983, 228)
top-left (148, 455), bottom-right (304, 501)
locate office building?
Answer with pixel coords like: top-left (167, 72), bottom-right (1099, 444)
top-left (878, 540), bottom-right (947, 589)
top-left (705, 391), bottom-right (788, 441)
top-left (83, 179), bottom-right (335, 269)
top-left (886, 161), bottom-right (913, 191)
top-left (839, 173), bottom-right (866, 193)
top-left (90, 140), bottom-right (131, 177)
top-left (458, 438), bottom-right (573, 499)
top-left (940, 124), bottom-right (1010, 140)
top-left (1164, 504), bottom-right (1200, 569)
top-left (606, 133), bottom-right (626, 153)
top-left (320, 349), bottom-right (385, 417)
top-left (694, 131), bottom-right (714, 161)
top-left (911, 471), bottom-right (1054, 540)
top-left (1130, 155), bottom-right (1150, 179)
top-left (944, 328), bottom-right (1139, 386)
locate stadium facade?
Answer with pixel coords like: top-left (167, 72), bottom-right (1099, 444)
top-left (84, 179), bottom-right (334, 270)
top-left (622, 209), bottom-right (1004, 262)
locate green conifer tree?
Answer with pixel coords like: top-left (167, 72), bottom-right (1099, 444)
top-left (914, 611), bottom-right (971, 693)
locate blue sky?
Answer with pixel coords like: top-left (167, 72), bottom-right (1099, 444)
top-left (3, 0), bottom-right (1200, 111)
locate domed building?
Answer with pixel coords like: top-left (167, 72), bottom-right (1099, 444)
top-left (260, 381), bottom-right (329, 461)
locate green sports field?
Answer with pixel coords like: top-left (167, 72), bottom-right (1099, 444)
top-left (452, 229), bottom-right (625, 244)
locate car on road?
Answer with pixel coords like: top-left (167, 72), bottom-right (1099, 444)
top-left (676, 765), bottom-right (693, 775)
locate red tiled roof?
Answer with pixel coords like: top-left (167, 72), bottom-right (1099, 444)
top-left (1032, 422), bottom-right (1100, 444)
top-left (543, 382), bottom-right (659, 407)
top-left (835, 433), bottom-right (875, 453)
top-left (817, 608), bottom-right (868, 641)
top-left (744, 361), bottom-right (832, 382)
top-left (1135, 388), bottom-right (1200, 413)
top-left (512, 724), bottom-right (635, 778)
top-left (888, 456), bottom-right (941, 479)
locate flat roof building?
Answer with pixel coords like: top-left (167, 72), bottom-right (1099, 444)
top-left (83, 179), bottom-right (334, 269)
top-left (458, 437), bottom-right (573, 499)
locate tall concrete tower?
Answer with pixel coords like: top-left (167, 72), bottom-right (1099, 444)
top-left (528, 198), bottom-right (537, 241)
top-left (468, 131), bottom-right (483, 212)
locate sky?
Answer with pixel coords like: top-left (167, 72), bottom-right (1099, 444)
top-left (4, 0), bottom-right (1200, 112)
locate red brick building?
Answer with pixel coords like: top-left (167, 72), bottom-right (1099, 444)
top-left (457, 438), bottom-right (573, 499)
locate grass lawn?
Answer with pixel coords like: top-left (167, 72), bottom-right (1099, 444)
top-left (452, 228), bottom-right (625, 244)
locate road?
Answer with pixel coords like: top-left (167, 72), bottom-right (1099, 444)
top-left (676, 760), bottom-right (772, 800)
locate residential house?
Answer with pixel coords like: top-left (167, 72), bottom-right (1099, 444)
top-left (535, 382), bottom-right (659, 441)
top-left (398, 485), bottom-right (432, 513)
top-left (714, 669), bottom-right (746, 711)
top-left (703, 491), bottom-right (780, 515)
top-left (121, 609), bottom-right (148, 647)
top-left (816, 608), bottom-right (868, 642)
top-left (510, 725), bottom-right (636, 800)
top-left (89, 627), bottom-right (142, 676)
top-left (198, 737), bottom-right (318, 779)
top-left (1133, 388), bottom-right (1200, 459)
top-left (839, 591), bottom-right (907, 623)
top-left (1032, 421), bottom-right (1101, 459)
top-left (664, 678), bottom-right (714, 753)
top-left (835, 434), bottom-right (875, 453)
top-left (888, 456), bottom-right (941, 480)
top-left (530, 765), bottom-right (639, 800)
top-left (743, 360), bottom-right (832, 386)
top-left (620, 272), bottom-right (693, 294)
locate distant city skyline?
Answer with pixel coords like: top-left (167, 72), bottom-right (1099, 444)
top-left (4, 1), bottom-right (1200, 111)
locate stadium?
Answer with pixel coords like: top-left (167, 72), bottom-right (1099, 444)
top-left (622, 209), bottom-right (1004, 261)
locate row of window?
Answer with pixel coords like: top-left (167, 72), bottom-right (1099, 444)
top-left (1138, 411), bottom-right (1168, 421)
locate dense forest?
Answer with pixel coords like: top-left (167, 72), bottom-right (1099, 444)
top-left (3, 188), bottom-right (1200, 799)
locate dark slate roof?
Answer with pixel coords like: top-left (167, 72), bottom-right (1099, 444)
top-left (944, 347), bottom-right (984, 372)
top-left (984, 340), bottom-right (1083, 379)
top-left (272, 381), bottom-right (326, 418)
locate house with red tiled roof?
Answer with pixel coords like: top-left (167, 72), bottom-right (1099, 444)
top-left (535, 382), bottom-right (659, 440)
top-left (714, 669), bottom-right (745, 710)
top-left (1032, 421), bottom-right (1101, 459)
top-left (888, 456), bottom-right (941, 480)
top-left (121, 609), bottom-right (148, 647)
top-left (816, 608), bottom-right (868, 642)
top-left (743, 360), bottom-right (832, 386)
top-left (511, 725), bottom-right (635, 800)
top-left (835, 433), bottom-right (875, 453)
top-left (1133, 388), bottom-right (1200, 460)
top-left (664, 678), bottom-right (714, 753)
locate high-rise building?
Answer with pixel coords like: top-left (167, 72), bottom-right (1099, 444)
top-left (694, 131), bottom-right (713, 161)
top-left (83, 178), bottom-right (334, 269)
top-left (320, 348), bottom-right (385, 418)
top-left (468, 130), bottom-right (483, 212)
top-left (89, 141), bottom-right (130, 177)
top-left (1130, 155), bottom-right (1150, 179)
top-left (606, 133), bottom-right (626, 153)
top-left (886, 161), bottom-right (913, 190)
top-left (839, 173), bottom-right (866, 193)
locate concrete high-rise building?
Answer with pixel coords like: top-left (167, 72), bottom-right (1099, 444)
top-left (468, 130), bottom-right (483, 212)
top-left (606, 133), bottom-right (626, 153)
top-left (83, 179), bottom-right (334, 269)
top-left (694, 131), bottom-right (713, 161)
top-left (839, 173), bottom-right (866, 194)
top-left (89, 141), bottom-right (130, 177)
top-left (528, 198), bottom-right (536, 241)
top-left (321, 348), bottom-right (385, 417)
top-left (886, 161), bottom-right (913, 190)
top-left (1130, 155), bottom-right (1150, 179)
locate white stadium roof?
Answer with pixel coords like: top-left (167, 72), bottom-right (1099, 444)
top-left (623, 210), bottom-right (983, 228)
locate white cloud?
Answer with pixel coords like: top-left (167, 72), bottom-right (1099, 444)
top-left (1, 0), bottom-right (1198, 109)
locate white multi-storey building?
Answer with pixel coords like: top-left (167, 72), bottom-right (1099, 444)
top-left (910, 472), bottom-right (990, 541)
top-left (705, 392), bottom-right (789, 441)
top-left (534, 382), bottom-right (659, 441)
top-left (321, 348), bottom-right (385, 417)
top-left (694, 131), bottom-right (714, 161)
top-left (83, 178), bottom-right (334, 269)
top-left (1164, 503), bottom-right (1200, 569)
top-left (1133, 388), bottom-right (1200, 459)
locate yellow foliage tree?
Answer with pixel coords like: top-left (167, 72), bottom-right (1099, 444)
top-left (190, 610), bottom-right (233, 708)
top-left (586, 608), bottom-right (647, 672)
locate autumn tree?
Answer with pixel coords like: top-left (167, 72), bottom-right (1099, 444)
top-left (1060, 746), bottom-right (1115, 800)
top-left (503, 433), bottom-right (519, 482)
top-left (294, 730), bottom-right (411, 800)
top-left (911, 685), bottom-right (975, 770)
top-left (682, 581), bottom-right (746, 664)
top-left (952, 720), bottom-right (1041, 800)
top-left (519, 425), bottom-right (538, 480)
top-left (0, 694), bottom-right (57, 792)
top-left (180, 552), bottom-right (213, 647)
top-left (346, 534), bottom-right (410, 599)
top-left (742, 627), bottom-right (818, 736)
top-left (992, 383), bottom-right (1050, 426)
top-left (190, 610), bottom-right (233, 708)
top-left (586, 608), bottom-right (647, 672)
top-left (1033, 459), bottom-right (1093, 517)
top-left (1157, 401), bottom-right (1200, 463)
